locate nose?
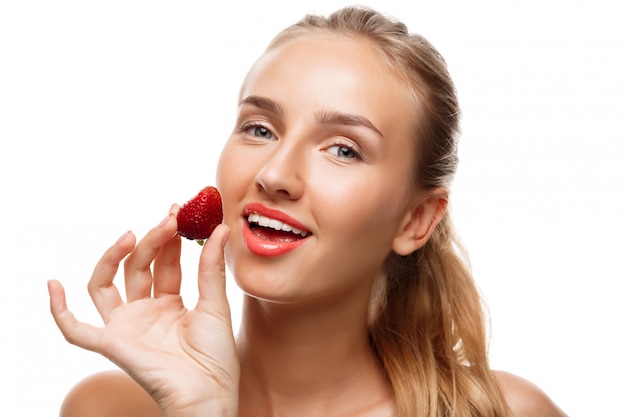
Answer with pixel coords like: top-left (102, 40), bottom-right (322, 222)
top-left (254, 140), bottom-right (305, 200)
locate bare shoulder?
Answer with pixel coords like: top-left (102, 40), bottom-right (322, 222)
top-left (59, 370), bottom-right (161, 417)
top-left (493, 370), bottom-right (568, 417)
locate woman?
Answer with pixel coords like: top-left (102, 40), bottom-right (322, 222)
top-left (48, 6), bottom-right (567, 417)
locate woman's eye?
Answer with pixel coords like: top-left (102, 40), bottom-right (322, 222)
top-left (328, 145), bottom-right (359, 159)
top-left (247, 125), bottom-right (274, 140)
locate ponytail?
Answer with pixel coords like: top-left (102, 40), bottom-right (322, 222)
top-left (371, 213), bottom-right (511, 416)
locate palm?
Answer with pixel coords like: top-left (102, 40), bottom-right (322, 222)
top-left (99, 294), bottom-right (238, 412)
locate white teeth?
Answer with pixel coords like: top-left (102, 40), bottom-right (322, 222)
top-left (247, 213), bottom-right (309, 237)
top-left (268, 219), bottom-right (282, 230)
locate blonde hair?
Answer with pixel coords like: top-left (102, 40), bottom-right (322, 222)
top-left (268, 6), bottom-right (511, 417)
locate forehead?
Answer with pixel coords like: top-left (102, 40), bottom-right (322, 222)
top-left (241, 34), bottom-right (417, 135)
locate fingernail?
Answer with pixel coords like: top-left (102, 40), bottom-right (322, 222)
top-left (115, 231), bottom-right (130, 245)
top-left (158, 214), bottom-right (170, 228)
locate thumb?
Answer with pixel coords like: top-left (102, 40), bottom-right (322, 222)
top-left (195, 224), bottom-right (231, 315)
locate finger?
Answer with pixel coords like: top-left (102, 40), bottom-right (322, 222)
top-left (154, 204), bottom-right (182, 296)
top-left (195, 224), bottom-right (231, 316)
top-left (49, 279), bottom-right (103, 353)
top-left (123, 213), bottom-right (178, 301)
top-left (153, 231), bottom-right (182, 297)
top-left (88, 231), bottom-right (136, 322)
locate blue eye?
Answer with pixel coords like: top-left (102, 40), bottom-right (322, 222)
top-left (242, 124), bottom-right (274, 140)
top-left (328, 145), bottom-right (359, 159)
top-left (253, 126), bottom-right (273, 139)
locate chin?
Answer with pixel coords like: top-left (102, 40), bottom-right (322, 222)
top-left (230, 263), bottom-right (295, 304)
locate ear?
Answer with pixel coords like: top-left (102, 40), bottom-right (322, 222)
top-left (392, 189), bottom-right (448, 256)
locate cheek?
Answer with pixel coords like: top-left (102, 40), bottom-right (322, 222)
top-left (216, 137), bottom-right (269, 191)
top-left (216, 139), bottom-right (251, 225)
top-left (215, 138), bottom-right (236, 192)
top-left (312, 170), bottom-right (406, 246)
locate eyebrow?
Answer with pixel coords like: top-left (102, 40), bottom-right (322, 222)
top-left (316, 110), bottom-right (384, 138)
top-left (239, 95), bottom-right (285, 117)
top-left (239, 95), bottom-right (383, 138)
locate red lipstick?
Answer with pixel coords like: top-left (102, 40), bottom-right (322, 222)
top-left (242, 203), bottom-right (311, 257)
top-left (244, 203), bottom-right (310, 233)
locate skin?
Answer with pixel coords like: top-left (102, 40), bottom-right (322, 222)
top-left (49, 34), bottom-right (568, 417)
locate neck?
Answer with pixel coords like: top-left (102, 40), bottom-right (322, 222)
top-left (236, 293), bottom-right (393, 417)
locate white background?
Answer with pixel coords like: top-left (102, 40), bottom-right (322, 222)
top-left (1, 1), bottom-right (624, 415)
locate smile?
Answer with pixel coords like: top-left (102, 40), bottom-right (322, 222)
top-left (247, 213), bottom-right (310, 238)
top-left (242, 203), bottom-right (311, 256)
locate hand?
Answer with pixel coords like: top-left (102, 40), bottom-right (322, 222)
top-left (48, 208), bottom-right (239, 417)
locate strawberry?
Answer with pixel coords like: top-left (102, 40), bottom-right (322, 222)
top-left (177, 186), bottom-right (223, 245)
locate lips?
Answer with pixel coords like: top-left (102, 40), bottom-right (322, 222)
top-left (242, 203), bottom-right (311, 256)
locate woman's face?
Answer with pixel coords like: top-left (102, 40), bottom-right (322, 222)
top-left (217, 35), bottom-right (421, 305)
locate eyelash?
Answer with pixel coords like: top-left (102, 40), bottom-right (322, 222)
top-left (239, 122), bottom-right (362, 160)
top-left (327, 140), bottom-right (362, 160)
top-left (240, 122), bottom-right (276, 140)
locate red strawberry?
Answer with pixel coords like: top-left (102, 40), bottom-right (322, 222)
top-left (177, 186), bottom-right (223, 245)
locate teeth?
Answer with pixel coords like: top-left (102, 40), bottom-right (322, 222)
top-left (247, 213), bottom-right (309, 237)
top-left (258, 216), bottom-right (270, 227)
